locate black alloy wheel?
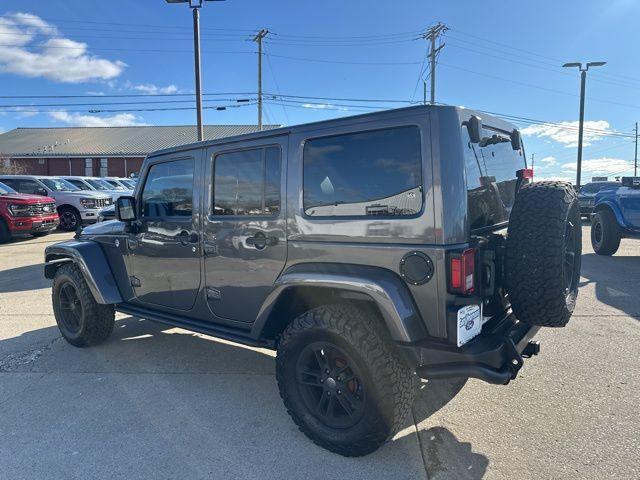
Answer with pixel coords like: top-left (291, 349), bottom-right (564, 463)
top-left (295, 342), bottom-right (366, 429)
top-left (59, 208), bottom-right (79, 231)
top-left (57, 281), bottom-right (83, 335)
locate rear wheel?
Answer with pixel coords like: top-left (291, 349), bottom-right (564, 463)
top-left (58, 206), bottom-right (81, 231)
top-left (276, 304), bottom-right (415, 456)
top-left (505, 181), bottom-right (582, 327)
top-left (52, 263), bottom-right (115, 347)
top-left (591, 209), bottom-right (621, 256)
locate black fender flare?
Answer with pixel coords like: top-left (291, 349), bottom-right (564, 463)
top-left (252, 263), bottom-right (428, 343)
top-left (44, 239), bottom-right (123, 305)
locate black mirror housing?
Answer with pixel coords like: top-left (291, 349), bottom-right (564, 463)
top-left (466, 115), bottom-right (483, 143)
top-left (116, 196), bottom-right (137, 221)
top-left (36, 187), bottom-right (48, 196)
top-left (621, 177), bottom-right (640, 188)
top-left (510, 129), bottom-right (522, 151)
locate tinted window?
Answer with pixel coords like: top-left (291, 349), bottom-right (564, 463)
top-left (0, 181), bottom-right (16, 194)
top-left (141, 159), bottom-right (194, 218)
top-left (2, 179), bottom-right (42, 194)
top-left (462, 125), bottom-right (526, 230)
top-left (67, 179), bottom-right (91, 190)
top-left (41, 178), bottom-right (79, 192)
top-left (303, 126), bottom-right (422, 217)
top-left (213, 146), bottom-right (281, 216)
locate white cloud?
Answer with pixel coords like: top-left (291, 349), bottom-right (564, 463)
top-left (0, 12), bottom-right (125, 83)
top-left (561, 157), bottom-right (633, 175)
top-left (539, 156), bottom-right (557, 166)
top-left (521, 120), bottom-right (613, 147)
top-left (49, 111), bottom-right (146, 127)
top-left (534, 175), bottom-right (574, 183)
top-left (128, 83), bottom-right (179, 95)
top-left (302, 103), bottom-right (349, 111)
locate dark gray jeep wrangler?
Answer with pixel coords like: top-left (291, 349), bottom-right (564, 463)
top-left (44, 105), bottom-right (581, 456)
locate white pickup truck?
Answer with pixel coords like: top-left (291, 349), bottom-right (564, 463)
top-left (0, 175), bottom-right (112, 231)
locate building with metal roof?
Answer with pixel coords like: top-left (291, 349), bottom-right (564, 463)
top-left (0, 125), bottom-right (278, 177)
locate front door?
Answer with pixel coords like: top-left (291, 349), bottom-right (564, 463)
top-left (202, 137), bottom-right (287, 324)
top-left (619, 185), bottom-right (640, 229)
top-left (130, 155), bottom-right (202, 311)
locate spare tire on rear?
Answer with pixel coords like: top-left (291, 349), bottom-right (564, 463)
top-left (505, 181), bottom-right (581, 327)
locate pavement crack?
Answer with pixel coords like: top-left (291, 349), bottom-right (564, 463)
top-left (412, 408), bottom-right (430, 480)
top-left (0, 336), bottom-right (61, 372)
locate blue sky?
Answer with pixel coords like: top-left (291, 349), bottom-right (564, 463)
top-left (1, 0), bottom-right (639, 181)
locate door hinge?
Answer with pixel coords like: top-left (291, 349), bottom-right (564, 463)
top-left (206, 286), bottom-right (222, 301)
top-left (130, 276), bottom-right (141, 288)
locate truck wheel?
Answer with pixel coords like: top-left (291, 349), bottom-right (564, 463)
top-left (0, 219), bottom-right (10, 243)
top-left (591, 209), bottom-right (621, 256)
top-left (276, 304), bottom-right (415, 456)
top-left (52, 263), bottom-right (115, 347)
top-left (58, 206), bottom-right (81, 231)
top-left (505, 181), bottom-right (582, 327)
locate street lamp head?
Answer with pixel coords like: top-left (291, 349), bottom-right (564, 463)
top-left (562, 62), bottom-right (582, 68)
top-left (587, 61), bottom-right (606, 68)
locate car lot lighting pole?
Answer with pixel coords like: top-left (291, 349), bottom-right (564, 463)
top-left (165, 0), bottom-right (224, 141)
top-left (562, 61), bottom-right (606, 189)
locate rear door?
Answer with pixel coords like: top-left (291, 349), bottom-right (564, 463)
top-left (619, 185), bottom-right (640, 228)
top-left (129, 154), bottom-right (202, 311)
top-left (202, 136), bottom-right (287, 325)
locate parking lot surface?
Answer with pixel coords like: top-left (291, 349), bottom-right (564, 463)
top-left (0, 227), bottom-right (638, 480)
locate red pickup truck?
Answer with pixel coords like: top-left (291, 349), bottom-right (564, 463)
top-left (0, 180), bottom-right (59, 243)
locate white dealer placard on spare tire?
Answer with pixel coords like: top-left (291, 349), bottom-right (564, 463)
top-left (457, 304), bottom-right (482, 347)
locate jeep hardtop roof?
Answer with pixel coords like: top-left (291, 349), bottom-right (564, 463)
top-left (148, 105), bottom-right (518, 159)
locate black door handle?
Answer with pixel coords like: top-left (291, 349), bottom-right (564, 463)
top-left (245, 232), bottom-right (278, 250)
top-left (177, 231), bottom-right (199, 245)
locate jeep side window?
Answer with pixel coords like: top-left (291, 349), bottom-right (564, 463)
top-left (213, 146), bottom-right (281, 216)
top-left (302, 126), bottom-right (422, 217)
top-left (141, 159), bottom-right (194, 218)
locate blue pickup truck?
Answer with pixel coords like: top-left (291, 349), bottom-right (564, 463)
top-left (591, 177), bottom-right (640, 255)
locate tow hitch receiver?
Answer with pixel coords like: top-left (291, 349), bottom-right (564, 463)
top-left (522, 340), bottom-right (541, 358)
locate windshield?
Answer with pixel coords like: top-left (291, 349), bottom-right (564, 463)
top-left (41, 178), bottom-right (80, 192)
top-left (104, 179), bottom-right (126, 190)
top-left (463, 124), bottom-right (526, 230)
top-left (0, 181), bottom-right (17, 195)
top-left (122, 179), bottom-right (135, 189)
top-left (86, 179), bottom-right (113, 191)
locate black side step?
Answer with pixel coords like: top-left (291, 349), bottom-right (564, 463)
top-left (116, 303), bottom-right (274, 349)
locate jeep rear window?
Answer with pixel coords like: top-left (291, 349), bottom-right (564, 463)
top-left (462, 124), bottom-right (526, 231)
top-left (303, 126), bottom-right (422, 217)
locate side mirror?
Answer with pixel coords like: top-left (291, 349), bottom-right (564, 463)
top-left (621, 177), bottom-right (640, 189)
top-left (36, 187), bottom-right (48, 196)
top-left (465, 115), bottom-right (483, 143)
top-left (510, 129), bottom-right (522, 151)
top-left (116, 196), bottom-right (137, 221)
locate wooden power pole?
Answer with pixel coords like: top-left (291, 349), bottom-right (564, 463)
top-left (422, 23), bottom-right (447, 105)
top-left (253, 29), bottom-right (269, 131)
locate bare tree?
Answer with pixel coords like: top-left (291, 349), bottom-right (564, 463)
top-left (0, 154), bottom-right (26, 175)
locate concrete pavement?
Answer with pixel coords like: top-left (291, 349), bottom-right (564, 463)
top-left (0, 227), bottom-right (638, 479)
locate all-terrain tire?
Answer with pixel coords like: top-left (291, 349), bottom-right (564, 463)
top-left (591, 209), bottom-right (621, 256)
top-left (276, 304), bottom-right (415, 457)
top-left (52, 263), bottom-right (115, 347)
top-left (505, 181), bottom-right (582, 327)
top-left (0, 219), bottom-right (10, 243)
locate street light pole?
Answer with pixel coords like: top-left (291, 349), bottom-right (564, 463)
top-left (192, 6), bottom-right (203, 141)
top-left (562, 61), bottom-right (606, 189)
top-left (166, 0), bottom-right (224, 142)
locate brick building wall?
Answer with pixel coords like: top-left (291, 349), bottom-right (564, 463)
top-left (4, 156), bottom-right (144, 177)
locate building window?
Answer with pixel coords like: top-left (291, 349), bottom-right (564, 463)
top-left (38, 158), bottom-right (45, 165)
top-left (85, 158), bottom-right (93, 176)
top-left (100, 158), bottom-right (108, 177)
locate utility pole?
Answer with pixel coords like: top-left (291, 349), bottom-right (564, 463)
top-left (531, 153), bottom-right (535, 179)
top-left (192, 6), bottom-right (204, 141)
top-left (562, 61), bottom-right (606, 189)
top-left (253, 29), bottom-right (269, 131)
top-left (635, 122), bottom-right (638, 176)
top-left (422, 23), bottom-right (447, 105)
top-left (423, 81), bottom-right (427, 105)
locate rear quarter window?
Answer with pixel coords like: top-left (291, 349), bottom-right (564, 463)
top-left (462, 125), bottom-right (526, 230)
top-left (303, 126), bottom-right (423, 217)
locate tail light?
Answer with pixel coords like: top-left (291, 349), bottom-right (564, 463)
top-left (448, 248), bottom-right (476, 295)
top-left (516, 168), bottom-right (534, 179)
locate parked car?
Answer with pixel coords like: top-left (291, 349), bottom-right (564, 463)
top-left (0, 175), bottom-right (112, 231)
top-left (0, 181), bottom-right (59, 242)
top-left (97, 204), bottom-right (115, 222)
top-left (43, 105), bottom-right (581, 456)
top-left (103, 177), bottom-right (136, 191)
top-left (62, 176), bottom-right (133, 202)
top-left (591, 176), bottom-right (640, 255)
top-left (578, 181), bottom-right (621, 217)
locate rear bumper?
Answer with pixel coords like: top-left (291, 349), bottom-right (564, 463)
top-left (7, 215), bottom-right (59, 234)
top-left (406, 311), bottom-right (540, 385)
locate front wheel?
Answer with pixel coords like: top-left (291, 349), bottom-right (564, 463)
top-left (52, 263), bottom-right (115, 347)
top-left (58, 206), bottom-right (81, 232)
top-left (276, 304), bottom-right (415, 457)
top-left (591, 209), bottom-right (621, 256)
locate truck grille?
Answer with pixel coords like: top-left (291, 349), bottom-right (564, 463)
top-left (25, 202), bottom-right (57, 216)
top-left (95, 198), bottom-right (112, 208)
